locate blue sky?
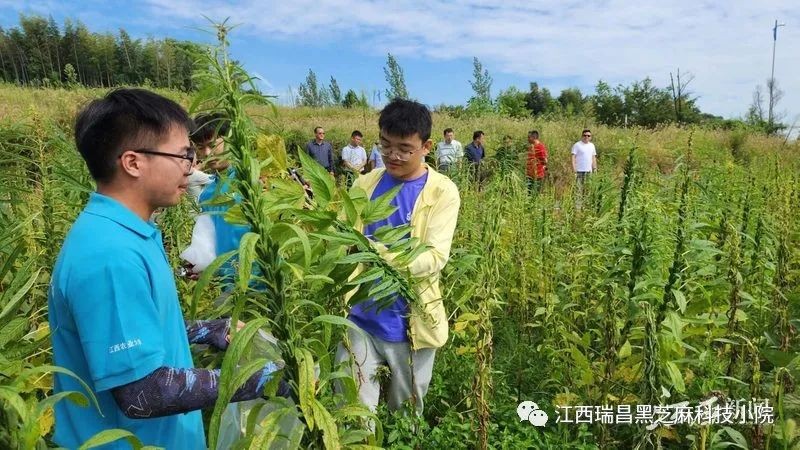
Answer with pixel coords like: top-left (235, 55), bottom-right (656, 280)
top-left (2, 0), bottom-right (798, 126)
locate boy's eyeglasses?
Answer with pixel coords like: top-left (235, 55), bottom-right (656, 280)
top-left (133, 147), bottom-right (196, 165)
top-left (379, 146), bottom-right (418, 162)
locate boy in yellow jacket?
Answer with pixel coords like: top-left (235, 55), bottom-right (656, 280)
top-left (335, 99), bottom-right (461, 414)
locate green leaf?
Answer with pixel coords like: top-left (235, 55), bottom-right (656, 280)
top-left (346, 268), bottom-right (384, 286)
top-left (719, 426), bottom-right (748, 449)
top-left (361, 184), bottom-right (401, 224)
top-left (311, 315), bottom-right (364, 334)
top-left (311, 398), bottom-right (340, 449)
top-left (672, 289), bottom-right (687, 313)
top-left (337, 251), bottom-right (381, 265)
top-left (17, 365), bottom-right (101, 414)
top-left (249, 406), bottom-right (298, 449)
top-left (0, 317), bottom-right (28, 349)
top-left (309, 231), bottom-right (363, 247)
top-left (0, 268), bottom-right (40, 323)
top-left (618, 340), bottom-right (632, 359)
top-left (297, 148), bottom-right (335, 208)
top-left (296, 347), bottom-right (316, 431)
top-left (36, 390), bottom-right (89, 416)
top-left (665, 361), bottom-right (685, 393)
top-left (272, 223), bottom-right (312, 269)
top-left (237, 232), bottom-right (261, 292)
top-left (762, 349), bottom-right (798, 368)
top-left (78, 429), bottom-right (143, 450)
top-left (207, 317), bottom-right (269, 450)
top-left (0, 385), bottom-right (29, 423)
top-left (189, 249), bottom-right (236, 320)
top-left (340, 187), bottom-right (359, 224)
top-left (304, 274), bottom-right (335, 284)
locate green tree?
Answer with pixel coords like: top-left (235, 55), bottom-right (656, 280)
top-left (63, 62), bottom-right (78, 87)
top-left (467, 57), bottom-right (493, 114)
top-left (622, 78), bottom-right (674, 127)
top-left (342, 88), bottom-right (359, 108)
top-left (524, 82), bottom-right (557, 116)
top-left (383, 52), bottom-right (409, 100)
top-left (591, 80), bottom-right (625, 126)
top-left (328, 76), bottom-right (342, 104)
top-left (557, 87), bottom-right (584, 115)
top-left (495, 86), bottom-right (531, 119)
top-left (297, 69), bottom-right (325, 107)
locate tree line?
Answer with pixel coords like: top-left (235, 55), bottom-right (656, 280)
top-left (2, 15), bottom-right (786, 134)
top-left (0, 15), bottom-right (204, 90)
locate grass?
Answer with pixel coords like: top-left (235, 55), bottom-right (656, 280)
top-left (0, 68), bottom-right (799, 449)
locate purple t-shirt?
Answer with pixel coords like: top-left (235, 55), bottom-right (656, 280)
top-left (349, 170), bottom-right (429, 342)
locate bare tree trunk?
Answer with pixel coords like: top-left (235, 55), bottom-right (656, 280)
top-left (72, 40), bottom-right (83, 85)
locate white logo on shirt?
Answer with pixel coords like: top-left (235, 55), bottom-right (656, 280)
top-left (109, 338), bottom-right (143, 354)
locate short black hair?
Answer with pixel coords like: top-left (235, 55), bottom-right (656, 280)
top-left (191, 112), bottom-right (230, 146)
top-left (74, 88), bottom-right (192, 184)
top-left (378, 99), bottom-right (432, 142)
top-left (314, 126), bottom-right (324, 134)
top-left (528, 130), bottom-right (539, 138)
top-left (351, 130), bottom-right (363, 138)
top-left (472, 130), bottom-right (484, 141)
top-left (582, 129), bottom-right (591, 135)
top-left (443, 128), bottom-right (453, 135)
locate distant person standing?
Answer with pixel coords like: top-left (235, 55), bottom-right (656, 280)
top-left (464, 130), bottom-right (485, 165)
top-left (464, 130), bottom-right (486, 182)
top-left (341, 130), bottom-right (367, 186)
top-left (525, 130), bottom-right (548, 194)
top-left (305, 126), bottom-right (335, 176)
top-left (367, 141), bottom-right (384, 171)
top-left (436, 128), bottom-right (463, 171)
top-left (494, 134), bottom-right (517, 173)
top-left (571, 129), bottom-right (596, 189)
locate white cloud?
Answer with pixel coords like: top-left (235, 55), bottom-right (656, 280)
top-left (144, 0), bottom-right (799, 121)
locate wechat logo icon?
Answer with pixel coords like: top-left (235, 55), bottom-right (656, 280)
top-left (517, 401), bottom-right (548, 427)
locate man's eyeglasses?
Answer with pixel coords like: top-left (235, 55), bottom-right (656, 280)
top-left (583, 134), bottom-right (592, 138)
top-left (379, 146), bottom-right (418, 162)
top-left (133, 147), bottom-right (196, 165)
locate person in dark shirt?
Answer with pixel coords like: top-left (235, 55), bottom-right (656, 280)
top-left (304, 126), bottom-right (335, 175)
top-left (464, 130), bottom-right (486, 183)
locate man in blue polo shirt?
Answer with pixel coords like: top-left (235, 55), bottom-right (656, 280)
top-left (49, 89), bottom-right (282, 449)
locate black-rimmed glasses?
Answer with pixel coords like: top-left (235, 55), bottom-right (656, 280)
top-left (133, 147), bottom-right (196, 164)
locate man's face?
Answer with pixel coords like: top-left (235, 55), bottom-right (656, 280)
top-left (351, 135), bottom-right (363, 147)
top-left (444, 131), bottom-right (454, 143)
top-left (138, 125), bottom-right (193, 208)
top-left (475, 134), bottom-right (484, 145)
top-left (527, 135), bottom-right (536, 144)
top-left (582, 131), bottom-right (592, 143)
top-left (315, 128), bottom-right (325, 141)
top-left (197, 137), bottom-right (228, 171)
top-left (380, 130), bottom-right (431, 180)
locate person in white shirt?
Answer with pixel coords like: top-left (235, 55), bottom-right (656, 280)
top-left (367, 141), bottom-right (384, 171)
top-left (571, 129), bottom-right (597, 188)
top-left (341, 130), bottom-right (367, 186)
top-left (436, 128), bottom-right (463, 171)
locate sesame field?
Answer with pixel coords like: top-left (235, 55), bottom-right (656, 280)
top-left (0, 44), bottom-right (799, 450)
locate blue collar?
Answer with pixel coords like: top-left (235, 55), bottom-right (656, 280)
top-left (83, 192), bottom-right (158, 238)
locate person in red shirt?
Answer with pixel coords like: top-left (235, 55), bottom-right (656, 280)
top-left (526, 130), bottom-right (548, 194)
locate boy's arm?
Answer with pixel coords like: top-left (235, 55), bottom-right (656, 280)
top-left (184, 318), bottom-right (231, 351)
top-left (111, 362), bottom-right (288, 419)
